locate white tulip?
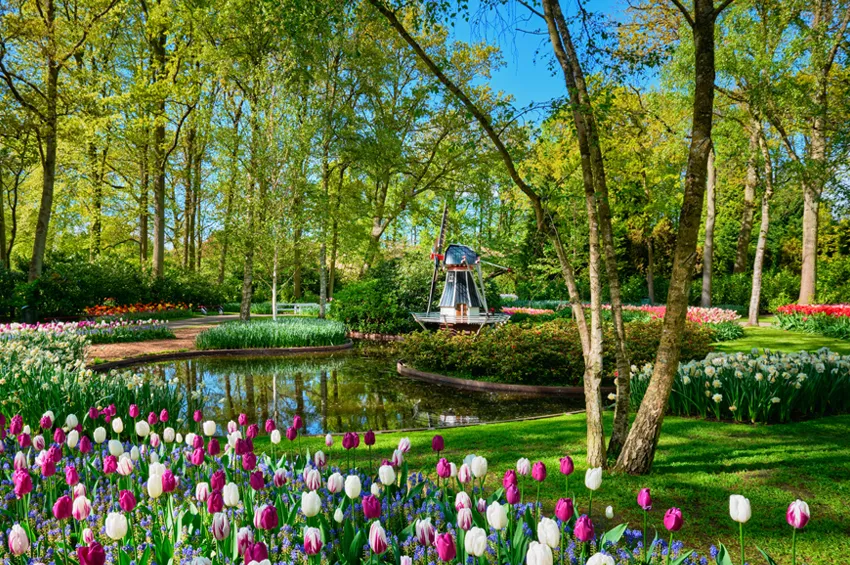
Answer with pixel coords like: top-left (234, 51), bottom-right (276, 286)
top-left (334, 508), bottom-right (344, 523)
top-left (227, 431), bottom-right (241, 449)
top-left (537, 517), bottom-right (560, 548)
top-left (150, 452), bottom-right (160, 464)
top-left (175, 433), bottom-right (183, 444)
top-left (371, 483), bottom-right (382, 496)
top-left (585, 467), bottom-right (603, 491)
top-left (517, 457), bottom-right (531, 476)
top-left (344, 475), bottom-right (361, 499)
top-left (111, 417), bottom-right (124, 434)
top-left (450, 462), bottom-right (458, 477)
top-left (465, 527), bottom-right (488, 557)
top-left (605, 506), bottom-right (614, 519)
top-left (116, 457), bottom-right (134, 476)
top-left (191, 558), bottom-right (212, 565)
top-left (270, 429), bottom-right (281, 444)
top-left (147, 474), bottom-right (163, 499)
top-left (93, 427), bottom-right (107, 444)
top-left (729, 495), bottom-right (751, 524)
top-left (223, 482), bottom-right (240, 507)
top-left (302, 490), bottom-right (321, 517)
top-left (486, 501), bottom-right (508, 530)
top-left (108, 439), bottom-right (124, 457)
top-left (185, 433), bottom-right (196, 446)
top-left (130, 446), bottom-right (140, 461)
top-left (327, 472), bottom-right (344, 494)
top-left (66, 430), bottom-right (79, 449)
top-left (526, 541), bottom-right (554, 565)
top-left (586, 554), bottom-right (615, 565)
top-left (397, 437), bottom-right (411, 453)
top-left (378, 464), bottom-right (395, 486)
top-left (149, 462), bottom-right (165, 477)
top-left (105, 512), bottom-right (128, 540)
top-left (203, 421), bottom-right (217, 436)
top-left (471, 456), bottom-right (488, 478)
top-left (135, 421), bottom-right (150, 438)
top-left (65, 414), bottom-right (78, 430)
top-left (163, 427), bottom-right (175, 443)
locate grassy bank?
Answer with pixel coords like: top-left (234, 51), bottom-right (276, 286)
top-left (195, 317), bottom-right (347, 349)
top-left (257, 413), bottom-right (850, 563)
top-left (714, 325), bottom-right (850, 355)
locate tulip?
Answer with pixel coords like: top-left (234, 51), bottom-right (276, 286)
top-left (65, 413), bottom-right (79, 429)
top-left (334, 507), bottom-right (344, 523)
top-left (586, 554), bottom-right (615, 565)
top-left (486, 501), bottom-right (508, 530)
top-left (465, 527), bottom-right (487, 557)
top-left (79, 435), bottom-right (92, 453)
top-left (135, 420), bottom-right (150, 438)
top-left (559, 455), bottom-right (574, 475)
top-left (526, 541), bottom-right (554, 565)
top-left (210, 469), bottom-right (226, 491)
top-left (471, 455), bottom-right (488, 479)
top-left (117, 489), bottom-right (136, 512)
top-left (77, 541), bottom-right (106, 565)
top-left (65, 465), bottom-right (80, 486)
top-left (555, 497), bottom-right (574, 522)
top-left (147, 474), bottom-right (163, 499)
top-left (477, 498), bottom-right (486, 513)
top-left (236, 527), bottom-right (254, 555)
top-left (436, 532), bottom-right (456, 561)
top-left (130, 446), bottom-right (140, 461)
top-left (249, 471), bottom-right (265, 491)
top-left (327, 472), bottom-right (344, 494)
top-left (302, 490), bottom-right (321, 517)
top-left (41, 459), bottom-right (56, 478)
top-left (368, 520), bottom-right (388, 554)
top-left (107, 439), bottom-right (123, 458)
top-left (286, 426), bottom-right (297, 441)
top-left (397, 437), bottom-right (411, 453)
top-left (506, 483), bottom-right (520, 504)
top-left (53, 494), bottom-right (73, 520)
top-left (391, 448), bottom-right (404, 467)
top-left (195, 482), bottom-right (211, 502)
top-left (242, 452), bottom-right (257, 471)
top-left (270, 430), bottom-right (281, 444)
top-left (149, 433), bottom-right (160, 448)
top-left (457, 507), bottom-right (473, 530)
top-left (8, 524), bottom-right (29, 555)
top-left (207, 438), bottom-right (221, 456)
top-left (161, 469), bottom-right (176, 492)
top-left (94, 427), bottom-right (107, 444)
top-left (637, 487), bottom-right (652, 510)
top-left (363, 494), bottom-right (381, 520)
top-left (314, 450), bottom-right (326, 468)
top-left (13, 451), bottom-right (27, 470)
top-left (82, 528), bottom-right (95, 545)
top-left (111, 417), bottom-right (124, 434)
top-left (53, 427), bottom-right (65, 444)
top-left (532, 461), bottom-right (547, 482)
top-left (325, 433), bottom-right (334, 447)
top-left (163, 427), bottom-right (175, 443)
top-left (28, 434), bottom-right (41, 451)
top-left (787, 499), bottom-right (810, 565)
top-left (257, 503), bottom-right (279, 530)
top-left (246, 424), bottom-right (259, 439)
top-left (304, 468), bottom-right (322, 491)
top-left (304, 526), bottom-right (323, 555)
top-left (207, 490), bottom-right (224, 513)
top-left (573, 515), bottom-right (595, 542)
top-left (584, 467), bottom-right (602, 516)
top-left (455, 491), bottom-right (472, 510)
top-left (159, 409), bottom-right (169, 422)
top-left (40, 411), bottom-right (53, 429)
top-left (606, 505), bottom-right (614, 519)
top-left (432, 434), bottom-right (444, 452)
top-left (517, 457), bottom-right (531, 476)
top-left (223, 482), bottom-right (240, 507)
top-left (105, 512), bottom-right (129, 540)
top-left (67, 429), bottom-right (79, 449)
top-left (202, 420), bottom-right (217, 436)
top-left (212, 512), bottom-right (230, 540)
top-left (364, 429), bottom-right (376, 446)
top-left (73, 483), bottom-right (87, 499)
top-left (503, 469), bottom-right (518, 489)
top-left (538, 517), bottom-right (560, 548)
top-left (729, 494), bottom-right (751, 523)
top-left (13, 469), bottom-right (33, 498)
top-left (345, 474), bottom-right (361, 499)
top-left (458, 463), bottom-right (472, 484)
top-left (371, 482), bottom-right (382, 497)
top-left (401, 558), bottom-right (413, 565)
top-left (432, 457), bottom-right (450, 479)
top-left (117, 457), bottom-right (134, 476)
top-left (664, 507), bottom-right (683, 531)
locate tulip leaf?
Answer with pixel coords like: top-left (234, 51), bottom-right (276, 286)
top-left (671, 550), bottom-right (694, 565)
top-left (715, 543), bottom-right (734, 565)
top-left (599, 523), bottom-right (628, 547)
top-left (404, 481), bottom-right (425, 502)
top-left (348, 530), bottom-right (365, 563)
top-left (756, 546), bottom-right (780, 565)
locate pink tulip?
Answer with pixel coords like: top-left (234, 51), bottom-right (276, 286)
top-left (503, 469), bottom-right (517, 489)
top-left (159, 409), bottom-right (169, 423)
top-left (53, 495), bottom-right (73, 520)
top-left (53, 428), bottom-right (65, 444)
top-left (77, 541), bottom-right (105, 565)
top-left (210, 469), bottom-right (226, 491)
top-left (193, 409), bottom-right (203, 423)
top-left (246, 424), bottom-right (259, 439)
top-left (87, 407), bottom-right (99, 422)
top-left (7, 524), bottom-right (29, 556)
top-left (436, 532), bottom-right (456, 561)
top-left (147, 412), bottom-right (157, 426)
top-left (264, 418), bottom-right (276, 433)
top-left (555, 498), bottom-right (574, 522)
top-left (245, 541), bottom-right (268, 562)
top-left (192, 434), bottom-right (204, 450)
top-left (41, 459), bottom-right (56, 478)
top-left (436, 458), bottom-right (452, 479)
top-left (18, 433), bottom-right (31, 449)
top-left (304, 527), bottom-right (323, 555)
top-left (663, 507), bottom-right (683, 531)
top-left (637, 488), bottom-right (652, 511)
top-left (189, 447), bottom-right (204, 466)
top-left (574, 515), bottom-right (595, 542)
top-left (560, 455), bottom-right (574, 475)
top-left (362, 494), bottom-right (381, 519)
top-left (103, 455), bottom-right (117, 475)
top-left (9, 414), bottom-right (22, 435)
top-left (506, 484), bottom-right (520, 504)
top-left (40, 414), bottom-right (53, 429)
top-left (129, 405), bottom-right (140, 418)
top-left (787, 500), bottom-right (810, 529)
top-left (65, 465), bottom-right (80, 486)
top-left (293, 414), bottom-right (303, 429)
top-left (161, 469), bottom-right (176, 493)
top-left (532, 461), bottom-right (547, 482)
top-left (79, 435), bottom-right (92, 453)
top-left (238, 413), bottom-right (248, 426)
top-left (119, 490), bottom-right (137, 512)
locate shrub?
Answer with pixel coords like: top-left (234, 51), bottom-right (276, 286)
top-left (399, 319), bottom-right (714, 386)
top-left (705, 321), bottom-right (745, 342)
top-left (195, 318), bottom-right (347, 350)
top-left (630, 349), bottom-right (850, 423)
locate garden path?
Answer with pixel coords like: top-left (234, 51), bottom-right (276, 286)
top-left (87, 325), bottom-right (207, 362)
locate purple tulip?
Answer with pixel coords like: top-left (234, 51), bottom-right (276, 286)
top-left (192, 434), bottom-right (204, 450)
top-left (286, 426), bottom-right (297, 442)
top-left (9, 414), bottom-right (22, 435)
top-left (87, 407), bottom-right (99, 422)
top-left (242, 452), bottom-right (257, 471)
top-left (506, 484), bottom-right (520, 504)
top-left (77, 542), bottom-right (106, 565)
top-left (210, 469), bottom-right (226, 491)
top-left (663, 507), bottom-right (683, 531)
top-left (207, 491), bottom-right (224, 513)
top-left (532, 461), bottom-right (547, 482)
top-left (574, 515), bottom-right (595, 542)
top-left (293, 414), bottom-right (303, 429)
top-left (503, 469), bottom-right (517, 489)
top-left (119, 490), bottom-right (137, 512)
top-left (207, 438), bottom-right (221, 456)
top-left (53, 495), bottom-right (73, 520)
top-left (560, 455), bottom-right (574, 475)
top-left (193, 409), bottom-right (203, 423)
top-left (250, 471), bottom-right (265, 491)
top-left (246, 541), bottom-right (268, 562)
top-left (264, 419), bottom-right (276, 433)
top-left (638, 488), bottom-right (652, 511)
top-left (246, 424), bottom-right (259, 439)
top-left (436, 458), bottom-right (452, 479)
top-left (436, 532), bottom-right (456, 561)
top-left (235, 438), bottom-right (249, 455)
top-left (258, 504), bottom-right (279, 530)
top-left (364, 429), bottom-right (376, 446)
top-left (65, 465), bottom-right (80, 486)
top-left (432, 434), bottom-right (444, 452)
top-left (362, 494), bottom-right (381, 519)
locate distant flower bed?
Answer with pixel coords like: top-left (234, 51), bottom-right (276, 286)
top-left (0, 328), bottom-right (181, 428)
top-left (630, 349), bottom-right (850, 423)
top-left (612, 304), bottom-right (740, 324)
top-left (1, 320), bottom-right (175, 344)
top-left (196, 318), bottom-right (348, 350)
top-left (775, 304), bottom-right (850, 340)
top-left (84, 301), bottom-right (195, 320)
top-left (502, 307), bottom-right (555, 316)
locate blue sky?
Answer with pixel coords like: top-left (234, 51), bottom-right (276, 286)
top-left (449, 0), bottom-right (627, 113)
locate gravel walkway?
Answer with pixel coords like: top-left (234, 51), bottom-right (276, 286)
top-left (87, 326), bottom-right (209, 363)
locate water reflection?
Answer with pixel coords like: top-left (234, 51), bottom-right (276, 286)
top-left (138, 353), bottom-right (581, 434)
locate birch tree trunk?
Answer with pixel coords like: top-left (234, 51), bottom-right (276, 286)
top-left (701, 146), bottom-right (716, 307)
top-left (151, 27), bottom-right (167, 278)
top-left (748, 127), bottom-right (774, 326)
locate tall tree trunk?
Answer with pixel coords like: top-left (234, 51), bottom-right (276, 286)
top-left (240, 109), bottom-right (260, 321)
top-left (0, 172), bottom-right (6, 268)
top-left (29, 37), bottom-right (59, 282)
top-left (88, 142), bottom-right (105, 261)
top-left (272, 242), bottom-right (278, 321)
top-left (219, 185), bottom-right (233, 285)
top-left (647, 236), bottom-right (655, 304)
top-left (328, 166), bottom-right (344, 298)
top-left (293, 226), bottom-right (302, 300)
top-left (151, 29), bottom-right (167, 278)
top-left (182, 124), bottom-right (196, 271)
top-left (748, 127), bottom-right (774, 326)
top-left (615, 0), bottom-right (722, 475)
top-left (140, 137), bottom-right (149, 266)
top-left (733, 121), bottom-right (758, 274)
top-left (195, 139), bottom-right (202, 272)
top-left (701, 146), bottom-right (716, 307)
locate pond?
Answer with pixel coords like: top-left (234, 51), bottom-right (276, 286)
top-left (136, 350), bottom-right (581, 434)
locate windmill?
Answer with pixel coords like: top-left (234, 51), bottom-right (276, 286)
top-left (412, 204), bottom-right (511, 332)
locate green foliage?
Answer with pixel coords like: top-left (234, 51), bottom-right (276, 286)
top-left (399, 319), bottom-right (714, 386)
top-left (195, 318), bottom-right (347, 350)
top-left (775, 313), bottom-right (850, 341)
top-left (705, 321), bottom-right (745, 342)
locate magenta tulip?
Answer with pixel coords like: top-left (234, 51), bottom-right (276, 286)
top-left (207, 491), bottom-right (224, 513)
top-left (787, 500), bottom-right (810, 529)
top-left (293, 414), bottom-right (303, 429)
top-left (159, 409), bottom-right (169, 423)
top-left (258, 504), bottom-right (279, 530)
top-left (161, 469), bottom-right (176, 493)
top-left (79, 435), bottom-right (92, 454)
top-left (264, 418), bottom-right (276, 433)
top-left (362, 494), bottom-right (381, 519)
top-left (53, 495), bottom-right (73, 520)
top-left (432, 434), bottom-right (444, 452)
top-left (559, 455), bottom-right (574, 475)
top-left (9, 414), bottom-right (23, 435)
top-left (663, 507), bottom-right (683, 532)
top-left (638, 488), bottom-right (652, 511)
top-left (53, 428), bottom-right (65, 444)
top-left (147, 412), bottom-right (157, 426)
top-left (364, 429), bottom-right (376, 446)
top-left (41, 459), bottom-right (56, 477)
top-left (238, 413), bottom-right (248, 426)
top-left (207, 438), bottom-right (221, 456)
top-left (555, 498), bottom-right (574, 522)
top-left (250, 471), bottom-right (265, 491)
top-left (304, 527), bottom-right (323, 555)
top-left (77, 542), bottom-right (106, 565)
top-left (506, 484), bottom-right (520, 504)
top-left (210, 469), bottom-right (226, 491)
top-left (503, 469), bottom-right (517, 489)
top-left (436, 458), bottom-right (451, 479)
top-left (129, 405), bottom-right (140, 418)
top-left (242, 452), bottom-right (257, 471)
top-left (193, 409), bottom-right (203, 423)
top-left (532, 461), bottom-right (547, 482)
top-left (189, 447), bottom-right (204, 466)
top-left (246, 542), bottom-right (268, 562)
top-left (246, 424), bottom-right (259, 439)
top-left (103, 455), bottom-right (117, 475)
top-left (574, 515), bottom-right (595, 542)
top-left (192, 434), bottom-right (204, 450)
top-left (436, 532), bottom-right (456, 561)
top-left (119, 490), bottom-right (137, 512)
top-left (65, 465), bottom-right (80, 486)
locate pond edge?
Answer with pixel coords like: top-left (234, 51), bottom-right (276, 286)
top-left (89, 341), bottom-right (354, 372)
top-left (397, 361), bottom-right (614, 398)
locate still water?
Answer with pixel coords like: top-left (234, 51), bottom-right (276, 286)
top-left (137, 351), bottom-right (581, 434)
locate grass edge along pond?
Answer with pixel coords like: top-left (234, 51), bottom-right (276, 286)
top-left (255, 412), bottom-right (850, 564)
top-left (195, 317), bottom-right (347, 350)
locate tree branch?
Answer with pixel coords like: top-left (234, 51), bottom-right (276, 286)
top-left (669, 0), bottom-right (695, 28)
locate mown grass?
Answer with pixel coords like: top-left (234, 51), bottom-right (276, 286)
top-left (195, 318), bottom-right (347, 349)
top-left (714, 325), bottom-right (850, 354)
top-left (257, 413), bottom-right (850, 563)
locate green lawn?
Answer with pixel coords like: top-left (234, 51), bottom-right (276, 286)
top-left (261, 413), bottom-right (850, 563)
top-left (714, 324), bottom-right (850, 354)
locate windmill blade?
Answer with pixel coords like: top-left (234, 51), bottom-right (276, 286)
top-left (426, 201), bottom-right (449, 313)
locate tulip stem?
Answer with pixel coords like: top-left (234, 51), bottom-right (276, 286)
top-left (588, 491), bottom-right (593, 519)
top-left (643, 510), bottom-right (647, 564)
top-left (739, 522), bottom-right (745, 565)
top-left (791, 527), bottom-right (797, 565)
top-left (536, 482), bottom-right (541, 522)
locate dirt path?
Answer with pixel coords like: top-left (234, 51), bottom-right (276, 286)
top-left (87, 326), bottom-right (210, 363)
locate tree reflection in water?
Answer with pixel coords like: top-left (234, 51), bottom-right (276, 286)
top-left (139, 353), bottom-right (581, 433)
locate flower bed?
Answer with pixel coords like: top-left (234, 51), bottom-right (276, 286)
top-left (502, 307), bottom-right (556, 316)
top-left (630, 349), bottom-right (850, 423)
top-left (0, 328), bottom-right (182, 428)
top-left (0, 411), bottom-right (810, 564)
top-left (1, 319), bottom-right (175, 344)
top-left (84, 301), bottom-right (195, 321)
top-left (195, 318), bottom-right (348, 350)
top-left (775, 304), bottom-right (850, 340)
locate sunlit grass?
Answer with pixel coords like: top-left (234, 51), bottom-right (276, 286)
top-left (195, 318), bottom-right (347, 349)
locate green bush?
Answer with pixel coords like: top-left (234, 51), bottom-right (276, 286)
top-left (195, 318), bottom-right (347, 350)
top-left (399, 319), bottom-right (714, 386)
top-left (705, 321), bottom-right (745, 342)
top-left (775, 312), bottom-right (850, 341)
